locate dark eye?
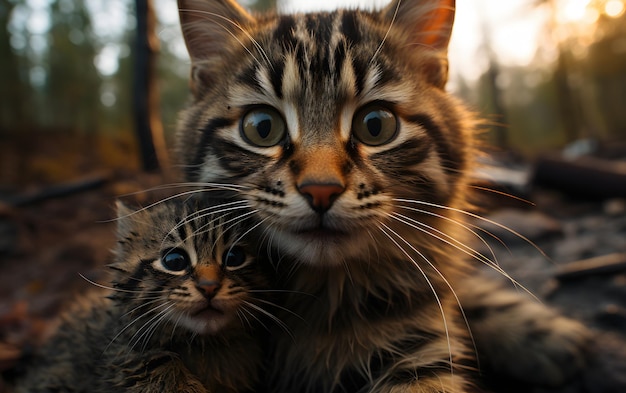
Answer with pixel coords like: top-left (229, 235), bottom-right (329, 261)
top-left (222, 246), bottom-right (248, 269)
top-left (352, 104), bottom-right (397, 146)
top-left (161, 248), bottom-right (190, 272)
top-left (241, 106), bottom-right (286, 147)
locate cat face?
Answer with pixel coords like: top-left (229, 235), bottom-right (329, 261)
top-left (111, 200), bottom-right (267, 335)
top-left (176, 0), bottom-right (474, 266)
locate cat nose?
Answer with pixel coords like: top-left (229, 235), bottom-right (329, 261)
top-left (196, 280), bottom-right (221, 299)
top-left (298, 182), bottom-right (345, 213)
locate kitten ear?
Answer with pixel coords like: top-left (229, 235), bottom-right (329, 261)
top-left (115, 200), bottom-right (136, 238)
top-left (382, 0), bottom-right (455, 88)
top-left (178, 0), bottom-right (254, 96)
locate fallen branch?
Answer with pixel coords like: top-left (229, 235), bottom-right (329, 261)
top-left (2, 171), bottom-right (111, 207)
top-left (532, 155), bottom-right (626, 199)
top-left (555, 253), bottom-right (626, 281)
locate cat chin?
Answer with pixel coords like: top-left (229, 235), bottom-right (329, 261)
top-left (273, 228), bottom-right (368, 266)
top-left (177, 310), bottom-right (233, 335)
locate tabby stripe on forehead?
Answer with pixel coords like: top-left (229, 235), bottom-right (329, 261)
top-left (175, 221), bottom-right (187, 243)
top-left (350, 55), bottom-right (367, 96)
top-left (340, 11), bottom-right (361, 45)
top-left (190, 117), bottom-right (235, 180)
top-left (237, 64), bottom-right (263, 93)
top-left (406, 114), bottom-right (460, 174)
top-left (305, 14), bottom-right (334, 80)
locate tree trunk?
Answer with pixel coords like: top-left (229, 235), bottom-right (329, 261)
top-left (133, 0), bottom-right (168, 172)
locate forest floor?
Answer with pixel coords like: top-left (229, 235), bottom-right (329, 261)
top-left (0, 133), bottom-right (625, 392)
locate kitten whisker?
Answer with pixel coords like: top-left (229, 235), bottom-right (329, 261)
top-left (241, 300), bottom-right (294, 341)
top-left (79, 273), bottom-right (164, 296)
top-left (105, 301), bottom-right (172, 354)
top-left (128, 303), bottom-right (176, 353)
top-left (250, 297), bottom-right (306, 322)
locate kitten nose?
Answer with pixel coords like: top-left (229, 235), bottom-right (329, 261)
top-left (196, 280), bottom-right (221, 299)
top-left (298, 182), bottom-right (345, 213)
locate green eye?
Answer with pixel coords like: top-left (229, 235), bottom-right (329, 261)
top-left (240, 106), bottom-right (286, 147)
top-left (352, 104), bottom-right (397, 146)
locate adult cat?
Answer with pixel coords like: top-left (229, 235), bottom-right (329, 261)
top-left (175, 0), bottom-right (589, 391)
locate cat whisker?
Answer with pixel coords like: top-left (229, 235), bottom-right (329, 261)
top-left (469, 185), bottom-right (535, 207)
top-left (394, 204), bottom-right (501, 266)
top-left (160, 201), bottom-right (253, 252)
top-left (393, 198), bottom-right (547, 258)
top-left (369, 0), bottom-right (400, 66)
top-left (110, 189), bottom-right (226, 223)
top-left (116, 182), bottom-right (248, 199)
top-left (377, 222), bottom-right (456, 379)
top-left (380, 220), bottom-right (482, 373)
top-left (388, 212), bottom-right (518, 285)
top-left (393, 201), bottom-right (543, 300)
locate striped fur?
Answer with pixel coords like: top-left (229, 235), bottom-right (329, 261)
top-left (175, 1), bottom-right (589, 392)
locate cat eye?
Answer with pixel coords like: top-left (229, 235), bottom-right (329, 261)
top-left (161, 248), bottom-right (190, 272)
top-left (352, 104), bottom-right (398, 146)
top-left (240, 106), bottom-right (286, 147)
top-left (222, 246), bottom-right (248, 269)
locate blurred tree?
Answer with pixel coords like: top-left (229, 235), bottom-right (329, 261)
top-left (0, 0), bottom-right (28, 134)
top-left (45, 0), bottom-right (101, 133)
top-left (584, 11), bottom-right (626, 141)
top-left (134, 0), bottom-right (166, 171)
top-left (251, 0), bottom-right (277, 11)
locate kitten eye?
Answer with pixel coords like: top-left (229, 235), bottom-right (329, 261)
top-left (222, 246), bottom-right (248, 269)
top-left (352, 104), bottom-right (398, 146)
top-left (161, 248), bottom-right (190, 272)
top-left (240, 106), bottom-right (286, 147)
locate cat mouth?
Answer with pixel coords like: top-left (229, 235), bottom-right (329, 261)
top-left (193, 305), bottom-right (225, 320)
top-left (295, 227), bottom-right (350, 240)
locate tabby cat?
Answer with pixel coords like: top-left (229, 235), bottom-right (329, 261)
top-left (175, 0), bottom-right (589, 392)
top-left (15, 199), bottom-right (269, 393)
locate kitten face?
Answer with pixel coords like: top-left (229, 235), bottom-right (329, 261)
top-left (112, 200), bottom-right (266, 335)
top-left (176, 0), bottom-right (473, 265)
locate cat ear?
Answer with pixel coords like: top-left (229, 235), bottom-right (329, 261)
top-left (178, 0), bottom-right (254, 96)
top-left (383, 0), bottom-right (455, 51)
top-left (382, 0), bottom-right (454, 88)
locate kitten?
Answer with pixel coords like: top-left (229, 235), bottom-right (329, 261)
top-left (175, 0), bottom-right (589, 392)
top-left (15, 199), bottom-right (269, 393)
